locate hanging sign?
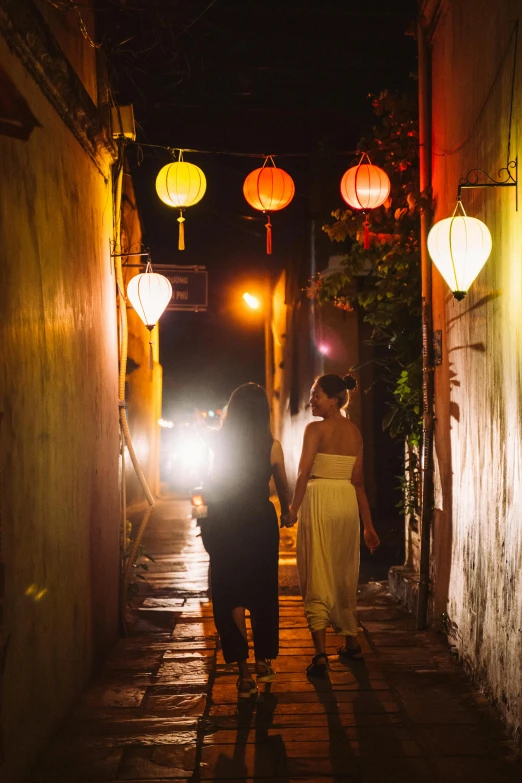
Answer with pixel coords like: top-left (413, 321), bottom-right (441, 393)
top-left (153, 265), bottom-right (208, 311)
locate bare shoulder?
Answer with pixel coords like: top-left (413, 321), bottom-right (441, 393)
top-left (304, 420), bottom-right (323, 442)
top-left (345, 419), bottom-right (363, 447)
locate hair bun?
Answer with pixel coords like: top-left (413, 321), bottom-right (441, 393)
top-left (343, 374), bottom-right (357, 391)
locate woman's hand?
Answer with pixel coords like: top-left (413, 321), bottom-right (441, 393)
top-left (282, 508), bottom-right (298, 528)
top-left (364, 526), bottom-right (380, 554)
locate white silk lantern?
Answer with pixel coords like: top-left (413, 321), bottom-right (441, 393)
top-left (427, 201), bottom-right (492, 300)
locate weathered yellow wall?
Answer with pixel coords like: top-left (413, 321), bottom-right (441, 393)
top-left (120, 172), bottom-right (162, 506)
top-left (429, 0), bottom-right (522, 740)
top-left (270, 271), bottom-right (317, 484)
top-left (0, 26), bottom-right (120, 783)
top-left (33, 0), bottom-right (98, 104)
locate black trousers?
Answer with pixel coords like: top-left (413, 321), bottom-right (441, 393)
top-left (212, 581), bottom-right (279, 663)
top-left (207, 499), bottom-right (280, 664)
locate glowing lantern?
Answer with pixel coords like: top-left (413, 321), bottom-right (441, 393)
top-left (340, 152), bottom-right (390, 248)
top-left (427, 201), bottom-right (492, 300)
top-left (127, 262), bottom-right (172, 367)
top-left (155, 152), bottom-right (206, 250)
top-left (243, 157), bottom-right (295, 254)
top-left (127, 263), bottom-right (172, 329)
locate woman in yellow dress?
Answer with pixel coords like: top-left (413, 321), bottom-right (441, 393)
top-left (286, 374), bottom-right (380, 677)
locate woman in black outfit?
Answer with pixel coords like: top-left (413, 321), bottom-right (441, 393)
top-left (202, 383), bottom-right (291, 698)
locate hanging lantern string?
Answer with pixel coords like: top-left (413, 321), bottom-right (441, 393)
top-left (265, 214), bottom-right (273, 255)
top-left (178, 210), bottom-right (185, 250)
top-left (261, 155), bottom-right (277, 169)
top-left (363, 215), bottom-right (371, 250)
top-left (359, 151), bottom-right (376, 249)
top-left (129, 141), bottom-right (367, 159)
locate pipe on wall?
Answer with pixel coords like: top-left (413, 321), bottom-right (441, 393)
top-left (416, 10), bottom-right (434, 630)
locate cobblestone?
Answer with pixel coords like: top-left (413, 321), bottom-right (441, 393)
top-left (27, 498), bottom-right (522, 782)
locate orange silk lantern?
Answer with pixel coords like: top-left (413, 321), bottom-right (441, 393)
top-left (243, 157), bottom-right (295, 254)
top-left (340, 152), bottom-right (390, 249)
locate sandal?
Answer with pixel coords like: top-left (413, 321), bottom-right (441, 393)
top-left (255, 659), bottom-right (276, 683)
top-left (337, 643), bottom-right (362, 659)
top-left (237, 677), bottom-right (257, 699)
top-left (306, 652), bottom-right (329, 678)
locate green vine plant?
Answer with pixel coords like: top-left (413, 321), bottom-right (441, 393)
top-left (311, 90), bottom-right (431, 515)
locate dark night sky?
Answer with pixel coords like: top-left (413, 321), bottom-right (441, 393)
top-left (103, 0), bottom-right (418, 416)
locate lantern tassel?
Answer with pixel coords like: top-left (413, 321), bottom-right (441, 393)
top-left (178, 212), bottom-right (185, 251)
top-left (149, 339), bottom-right (154, 371)
top-left (265, 214), bottom-right (273, 255)
top-left (363, 216), bottom-right (370, 250)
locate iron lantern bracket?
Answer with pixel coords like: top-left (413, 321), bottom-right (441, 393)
top-left (457, 158), bottom-right (518, 210)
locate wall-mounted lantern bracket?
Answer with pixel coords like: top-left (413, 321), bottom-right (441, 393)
top-left (110, 251), bottom-right (150, 261)
top-left (457, 158), bottom-right (517, 210)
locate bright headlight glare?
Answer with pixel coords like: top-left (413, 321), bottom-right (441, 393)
top-left (172, 438), bottom-right (207, 467)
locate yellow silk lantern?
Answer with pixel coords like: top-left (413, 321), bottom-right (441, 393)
top-left (427, 201), bottom-right (492, 300)
top-left (155, 153), bottom-right (206, 250)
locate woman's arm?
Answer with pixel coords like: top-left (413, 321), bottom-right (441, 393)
top-left (271, 440), bottom-right (290, 515)
top-left (351, 435), bottom-right (380, 552)
top-left (288, 423), bottom-right (321, 520)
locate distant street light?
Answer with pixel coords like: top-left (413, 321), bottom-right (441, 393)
top-left (243, 292), bottom-right (260, 310)
top-left (240, 288), bottom-right (273, 417)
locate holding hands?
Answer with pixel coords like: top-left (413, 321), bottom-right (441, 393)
top-left (280, 507), bottom-right (298, 528)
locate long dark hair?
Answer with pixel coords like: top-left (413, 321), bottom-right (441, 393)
top-left (221, 382), bottom-right (272, 445)
top-left (216, 383), bottom-right (273, 475)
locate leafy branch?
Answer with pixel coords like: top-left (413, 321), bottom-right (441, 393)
top-left (312, 89), bottom-right (429, 512)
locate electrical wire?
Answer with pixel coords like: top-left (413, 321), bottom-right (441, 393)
top-left (43, 0), bottom-right (102, 48)
top-left (128, 141), bottom-right (384, 160)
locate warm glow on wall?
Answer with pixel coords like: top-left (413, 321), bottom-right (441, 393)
top-left (427, 201), bottom-right (492, 300)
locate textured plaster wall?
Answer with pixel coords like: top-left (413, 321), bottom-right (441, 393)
top-left (430, 0), bottom-right (522, 740)
top-left (33, 0), bottom-right (98, 104)
top-left (271, 272), bottom-right (317, 484)
top-left (120, 172), bottom-right (162, 506)
top-left (0, 32), bottom-right (120, 781)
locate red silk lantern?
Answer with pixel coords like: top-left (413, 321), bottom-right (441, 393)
top-left (340, 153), bottom-right (390, 249)
top-left (243, 158), bottom-right (295, 254)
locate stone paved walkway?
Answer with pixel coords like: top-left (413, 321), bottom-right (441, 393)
top-left (28, 498), bottom-right (522, 783)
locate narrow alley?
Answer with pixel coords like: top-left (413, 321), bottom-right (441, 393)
top-left (28, 497), bottom-right (522, 783)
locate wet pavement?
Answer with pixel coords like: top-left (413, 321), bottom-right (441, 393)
top-left (28, 497), bottom-right (522, 782)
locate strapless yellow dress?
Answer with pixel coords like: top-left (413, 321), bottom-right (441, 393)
top-left (297, 453), bottom-right (359, 637)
